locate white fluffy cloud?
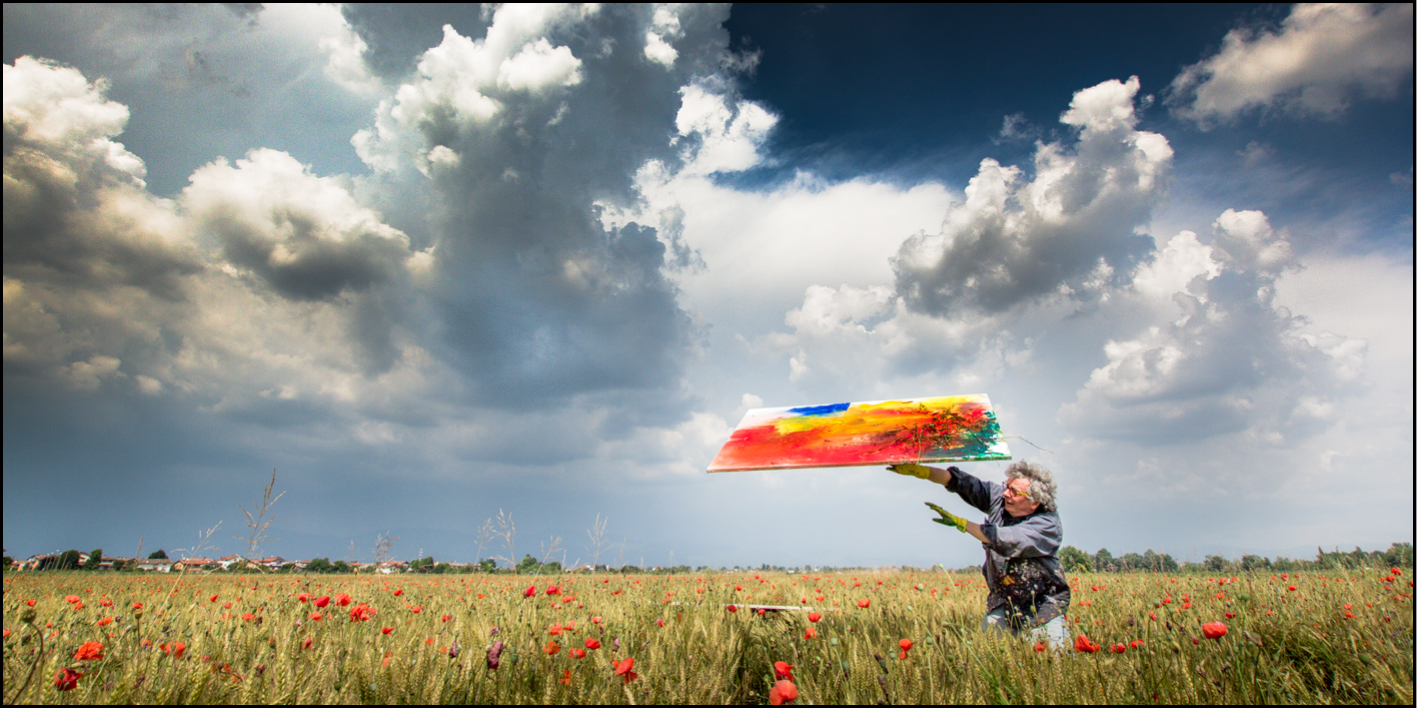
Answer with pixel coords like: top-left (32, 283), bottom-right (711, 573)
top-left (1170, 3), bottom-right (1414, 122)
top-left (352, 6), bottom-right (597, 171)
top-left (893, 77), bottom-right (1172, 316)
top-left (1061, 210), bottom-right (1364, 444)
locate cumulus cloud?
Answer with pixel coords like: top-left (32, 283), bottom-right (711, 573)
top-left (1169, 3), bottom-right (1414, 123)
top-left (893, 77), bottom-right (1172, 317)
top-left (673, 81), bottom-right (778, 176)
top-left (4, 56), bottom-right (437, 407)
top-left (4, 57), bottom-right (203, 384)
top-left (1061, 209), bottom-right (1365, 444)
top-left (183, 149), bottom-right (423, 302)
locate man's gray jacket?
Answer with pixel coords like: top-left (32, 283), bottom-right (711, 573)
top-left (946, 467), bottom-right (1071, 624)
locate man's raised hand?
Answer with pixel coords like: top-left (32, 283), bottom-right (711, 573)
top-left (889, 462), bottom-right (931, 479)
top-left (926, 502), bottom-right (969, 533)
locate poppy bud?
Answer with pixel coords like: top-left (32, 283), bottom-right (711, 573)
top-left (486, 640), bottom-right (504, 670)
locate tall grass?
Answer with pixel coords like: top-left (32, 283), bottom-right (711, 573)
top-left (3, 567), bottom-right (1411, 704)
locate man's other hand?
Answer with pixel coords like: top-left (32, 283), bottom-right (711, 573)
top-left (889, 462), bottom-right (930, 479)
top-left (926, 502), bottom-right (968, 533)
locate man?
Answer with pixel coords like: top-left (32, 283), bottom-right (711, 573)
top-left (888, 461), bottom-right (1071, 648)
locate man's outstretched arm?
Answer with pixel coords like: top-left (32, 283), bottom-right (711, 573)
top-left (891, 463), bottom-right (993, 514)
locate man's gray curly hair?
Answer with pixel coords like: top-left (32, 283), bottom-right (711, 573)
top-left (1006, 461), bottom-right (1057, 512)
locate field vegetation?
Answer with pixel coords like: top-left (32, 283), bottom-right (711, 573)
top-left (3, 567), bottom-right (1412, 704)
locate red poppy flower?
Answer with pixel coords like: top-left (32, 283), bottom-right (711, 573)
top-left (545, 641), bottom-right (560, 655)
top-left (899, 638), bottom-right (913, 652)
top-left (549, 623), bottom-right (563, 636)
top-left (302, 638), bottom-right (313, 650)
top-left (585, 638), bottom-right (601, 650)
top-left (614, 657), bottom-right (638, 683)
top-left (297, 593), bottom-right (308, 603)
top-left (209, 594), bottom-right (219, 603)
top-left (160, 640), bottom-right (186, 658)
top-left (1074, 635), bottom-right (1100, 653)
top-left (524, 586), bottom-right (536, 598)
top-left (381, 627), bottom-right (393, 635)
top-left (656, 618), bottom-right (666, 627)
top-left (1130, 639), bottom-right (1144, 649)
top-left (393, 589), bottom-right (403, 596)
top-left (410, 605), bottom-right (422, 614)
top-left (570, 648), bottom-right (586, 659)
top-left (804, 627), bottom-right (818, 639)
top-left (336, 594), bottom-right (352, 607)
top-left (314, 596), bottom-right (331, 608)
top-left (857, 599), bottom-right (870, 609)
top-left (546, 585), bottom-right (561, 596)
top-left (1033, 641), bottom-right (1046, 652)
top-left (97, 617), bottom-right (113, 627)
top-left (727, 604), bottom-right (737, 613)
top-left (774, 661), bottom-right (794, 680)
top-left (74, 641), bottom-right (105, 661)
top-left (349, 603), bottom-right (375, 622)
top-left (309, 612), bottom-right (323, 621)
top-left (807, 612), bottom-right (822, 623)
top-left (1110, 643), bottom-right (1126, 654)
top-left (442, 614), bottom-right (451, 622)
top-left (769, 679), bottom-right (799, 705)
top-left (54, 668), bottom-right (82, 691)
top-left (1201, 621), bottom-right (1227, 639)
top-left (559, 669), bottom-right (572, 685)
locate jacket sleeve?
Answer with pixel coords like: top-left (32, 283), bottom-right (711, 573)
top-left (978, 512), bottom-right (1062, 559)
top-left (945, 466), bottom-right (998, 514)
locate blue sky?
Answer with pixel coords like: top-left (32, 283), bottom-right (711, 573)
top-left (3, 4), bottom-right (1411, 568)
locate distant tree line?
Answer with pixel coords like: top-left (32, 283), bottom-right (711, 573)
top-left (1055, 542), bottom-right (1412, 574)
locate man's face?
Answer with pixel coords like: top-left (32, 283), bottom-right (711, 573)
top-left (1002, 478), bottom-right (1040, 517)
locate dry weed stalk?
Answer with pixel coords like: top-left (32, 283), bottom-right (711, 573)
top-left (585, 513), bottom-right (610, 568)
top-left (235, 468), bottom-right (284, 570)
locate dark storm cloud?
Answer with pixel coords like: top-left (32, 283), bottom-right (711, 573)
top-left (353, 4), bottom-right (737, 405)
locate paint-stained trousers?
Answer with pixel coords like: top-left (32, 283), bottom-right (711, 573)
top-left (981, 607), bottom-right (1071, 650)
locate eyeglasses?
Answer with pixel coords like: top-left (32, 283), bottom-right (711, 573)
top-left (1002, 483), bottom-right (1029, 501)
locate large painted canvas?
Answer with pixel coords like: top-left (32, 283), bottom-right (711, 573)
top-left (707, 395), bottom-right (1011, 472)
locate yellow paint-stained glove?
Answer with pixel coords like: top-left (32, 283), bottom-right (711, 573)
top-left (926, 502), bottom-right (969, 533)
top-left (889, 462), bottom-right (931, 479)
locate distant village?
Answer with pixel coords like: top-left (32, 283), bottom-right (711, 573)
top-left (13, 553), bottom-right (432, 574)
top-left (8, 551), bottom-right (622, 575)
